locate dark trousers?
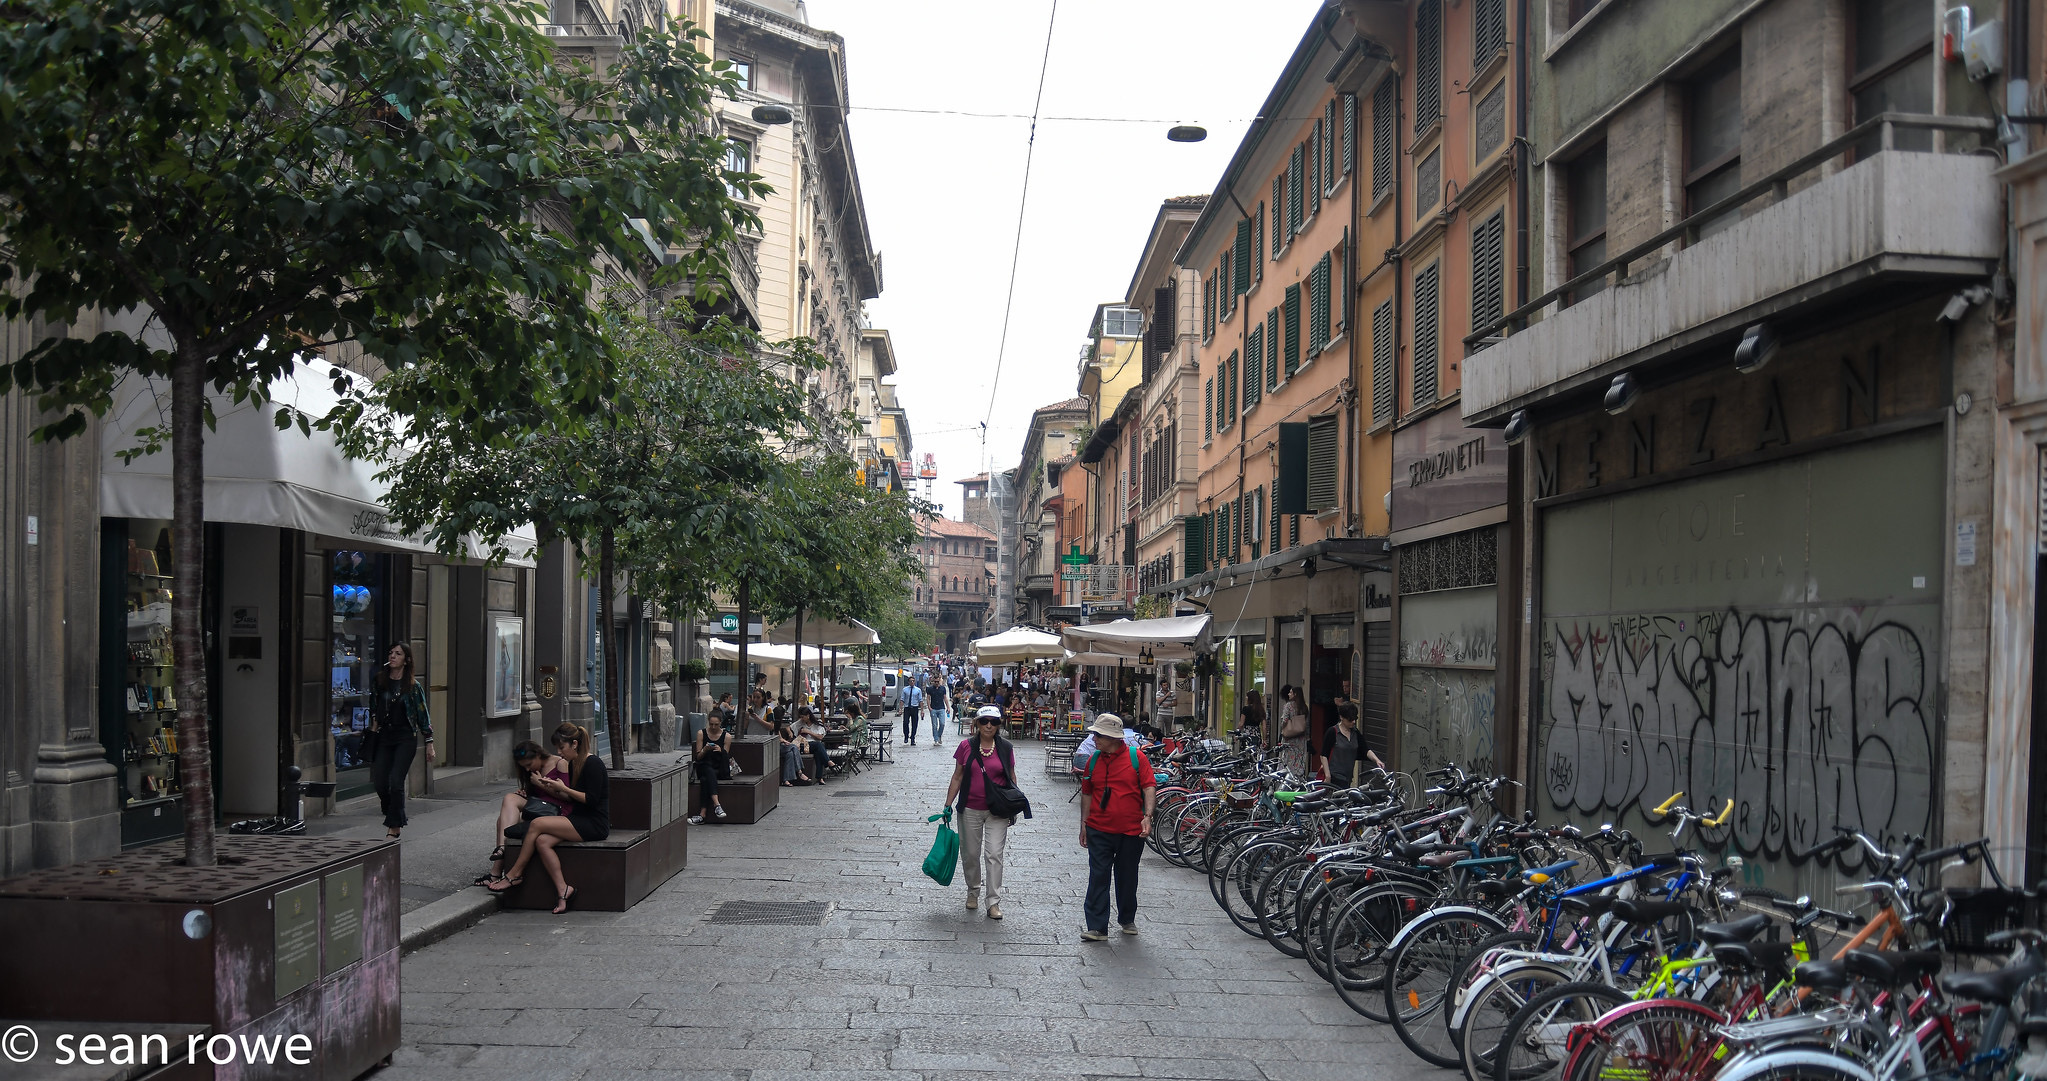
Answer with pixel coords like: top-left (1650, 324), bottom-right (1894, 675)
top-left (1084, 828), bottom-right (1145, 932)
top-left (902, 707), bottom-right (920, 742)
top-left (694, 754), bottom-right (725, 813)
top-left (369, 734), bottom-right (418, 829)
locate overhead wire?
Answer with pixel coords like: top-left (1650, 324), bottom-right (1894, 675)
top-left (981, 0), bottom-right (1060, 431)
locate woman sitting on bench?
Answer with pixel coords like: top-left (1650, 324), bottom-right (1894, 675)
top-left (489, 723), bottom-right (609, 914)
top-left (777, 723), bottom-right (816, 786)
top-left (691, 713), bottom-right (734, 822)
top-left (476, 740), bottom-right (568, 887)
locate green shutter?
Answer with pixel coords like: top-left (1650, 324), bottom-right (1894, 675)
top-left (1272, 176), bottom-right (1285, 254)
top-left (1253, 206), bottom-right (1264, 281)
top-left (1372, 79), bottom-right (1394, 199)
top-left (1310, 121), bottom-right (1323, 217)
top-left (1271, 500), bottom-right (1283, 554)
top-left (1204, 377), bottom-right (1213, 436)
top-left (1310, 254), bottom-right (1332, 354)
top-left (1183, 516), bottom-right (1205, 575)
top-left (1290, 513), bottom-right (1300, 547)
top-left (1288, 145), bottom-right (1304, 235)
top-left (1203, 273), bottom-right (1215, 339)
top-left (1414, 261), bottom-right (1440, 407)
top-left (1226, 350), bottom-right (1238, 424)
top-left (1266, 308), bottom-right (1281, 390)
top-left (1283, 283), bottom-right (1302, 375)
top-left (1234, 219), bottom-right (1252, 294)
top-left (1306, 414), bottom-right (1339, 513)
top-left (1343, 94), bottom-right (1356, 176)
top-left (1245, 324), bottom-right (1262, 407)
top-left (1371, 299), bottom-right (1395, 425)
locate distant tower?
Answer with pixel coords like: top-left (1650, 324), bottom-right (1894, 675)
top-left (956, 474), bottom-right (996, 533)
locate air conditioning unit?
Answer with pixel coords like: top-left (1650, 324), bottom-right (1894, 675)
top-left (541, 23), bottom-right (566, 36)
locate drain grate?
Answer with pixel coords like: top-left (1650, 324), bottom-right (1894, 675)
top-left (706, 900), bottom-right (834, 926)
top-left (830, 789), bottom-right (886, 797)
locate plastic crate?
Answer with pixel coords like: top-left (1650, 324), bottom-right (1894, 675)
top-left (1939, 888), bottom-right (2040, 954)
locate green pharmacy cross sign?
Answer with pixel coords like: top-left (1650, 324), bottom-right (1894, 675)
top-left (1059, 545), bottom-right (1092, 566)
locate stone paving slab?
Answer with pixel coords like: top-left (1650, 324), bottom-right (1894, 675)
top-left (388, 737), bottom-right (1441, 1079)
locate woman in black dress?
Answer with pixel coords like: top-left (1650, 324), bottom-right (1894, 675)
top-left (489, 722), bottom-right (608, 913)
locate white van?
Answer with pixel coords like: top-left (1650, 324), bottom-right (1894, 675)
top-left (838, 665), bottom-right (906, 710)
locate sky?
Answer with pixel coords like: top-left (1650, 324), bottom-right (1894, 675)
top-left (797, 0), bottom-right (1330, 520)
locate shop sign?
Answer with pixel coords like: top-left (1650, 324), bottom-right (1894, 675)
top-left (720, 613), bottom-right (740, 633)
top-left (1392, 407), bottom-right (1507, 533)
top-left (1362, 571), bottom-right (1393, 621)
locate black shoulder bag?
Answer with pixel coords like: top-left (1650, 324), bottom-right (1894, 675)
top-left (970, 740), bottom-right (1033, 821)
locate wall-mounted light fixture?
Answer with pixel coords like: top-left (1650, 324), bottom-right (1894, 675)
top-left (1300, 558), bottom-right (1318, 579)
top-left (1503, 409), bottom-right (1531, 446)
top-left (1603, 373), bottom-right (1639, 416)
top-left (1167, 125), bottom-right (1209, 142)
top-left (1733, 323), bottom-right (1779, 373)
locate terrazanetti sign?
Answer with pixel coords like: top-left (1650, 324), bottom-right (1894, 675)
top-left (1391, 406), bottom-right (1507, 532)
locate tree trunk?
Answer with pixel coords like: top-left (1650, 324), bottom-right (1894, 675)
top-left (601, 525), bottom-right (624, 770)
top-left (171, 347), bottom-right (215, 866)
top-left (793, 605), bottom-right (804, 715)
top-left (735, 576), bottom-right (750, 732)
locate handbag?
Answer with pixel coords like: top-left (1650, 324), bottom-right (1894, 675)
top-left (970, 743), bottom-right (1032, 821)
top-left (358, 725), bottom-right (383, 761)
top-left (1281, 708), bottom-right (1307, 739)
top-left (522, 795), bottom-right (566, 819)
top-left (922, 809), bottom-right (960, 885)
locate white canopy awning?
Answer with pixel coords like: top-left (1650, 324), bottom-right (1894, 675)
top-left (1064, 650), bottom-right (1142, 668)
top-left (1060, 614), bottom-right (1211, 661)
top-left (100, 361), bottom-right (538, 566)
top-left (971, 626), bottom-right (1066, 664)
top-left (705, 639), bottom-right (849, 668)
top-left (765, 616), bottom-right (879, 647)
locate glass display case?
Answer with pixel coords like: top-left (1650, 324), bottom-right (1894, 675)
top-left (328, 550), bottom-right (389, 800)
top-left (116, 520), bottom-right (186, 847)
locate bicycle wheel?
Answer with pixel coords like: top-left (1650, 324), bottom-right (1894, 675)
top-left (1445, 932), bottom-right (1543, 1057)
top-left (1204, 823), bottom-right (1264, 907)
top-left (1161, 798), bottom-right (1219, 867)
top-left (1490, 980), bottom-right (1630, 1081)
top-left (1299, 871), bottom-right (1360, 981)
top-left (1558, 1000), bottom-right (1727, 1081)
top-left (1329, 882), bottom-right (1434, 1020)
top-left (1459, 965), bottom-right (1581, 1081)
top-left (1199, 810), bottom-right (1254, 874)
top-left (1219, 841), bottom-right (1294, 938)
top-left (1256, 856), bottom-right (1319, 957)
top-left (1385, 908), bottom-right (1510, 1067)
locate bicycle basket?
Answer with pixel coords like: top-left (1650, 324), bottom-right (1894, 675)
top-left (1939, 888), bottom-right (2039, 954)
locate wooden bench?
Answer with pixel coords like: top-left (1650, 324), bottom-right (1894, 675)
top-left (687, 772), bottom-right (778, 823)
top-left (500, 763), bottom-right (690, 911)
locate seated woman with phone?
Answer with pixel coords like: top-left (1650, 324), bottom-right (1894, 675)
top-left (488, 723), bottom-right (609, 914)
top-left (476, 740), bottom-right (568, 887)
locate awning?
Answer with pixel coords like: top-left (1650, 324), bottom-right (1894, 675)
top-left (971, 626), bottom-right (1066, 664)
top-left (1061, 614), bottom-right (1211, 660)
top-left (765, 616), bottom-right (879, 647)
top-left (99, 362), bottom-right (538, 566)
top-left (1064, 650), bottom-right (1142, 667)
top-left (705, 639), bottom-right (849, 668)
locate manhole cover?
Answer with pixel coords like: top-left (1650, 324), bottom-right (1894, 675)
top-left (706, 900), bottom-right (834, 926)
top-left (830, 789), bottom-right (886, 797)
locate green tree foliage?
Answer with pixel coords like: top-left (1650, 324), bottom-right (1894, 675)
top-left (368, 311), bottom-right (826, 766)
top-left (0, 0), bottom-right (750, 860)
top-left (870, 596), bottom-right (935, 660)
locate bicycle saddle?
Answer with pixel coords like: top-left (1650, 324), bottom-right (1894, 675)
top-left (1559, 893), bottom-right (1619, 916)
top-left (1842, 949), bottom-right (1945, 986)
top-left (1793, 959), bottom-right (1851, 991)
top-left (1941, 956), bottom-right (2046, 1003)
top-left (1712, 940), bottom-right (1802, 977)
top-left (1610, 898), bottom-right (1694, 925)
top-left (1697, 913), bottom-right (1772, 946)
top-left (1472, 879), bottom-right (1514, 899)
top-left (1419, 850), bottom-right (1466, 868)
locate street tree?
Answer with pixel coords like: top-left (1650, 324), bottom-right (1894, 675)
top-left (0, 0), bottom-right (750, 862)
top-left (368, 312), bottom-right (826, 768)
top-left (870, 595), bottom-right (935, 661)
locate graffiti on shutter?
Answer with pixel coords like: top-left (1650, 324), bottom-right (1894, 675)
top-left (1414, 262), bottom-right (1441, 408)
top-left (1307, 414), bottom-right (1339, 513)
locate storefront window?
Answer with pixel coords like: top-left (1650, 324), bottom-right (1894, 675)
top-left (114, 520), bottom-right (184, 843)
top-left (330, 550), bottom-right (391, 799)
top-left (1244, 639), bottom-right (1267, 739)
top-left (1216, 639), bottom-right (1237, 736)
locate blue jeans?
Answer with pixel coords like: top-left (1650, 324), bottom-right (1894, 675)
top-left (1084, 828), bottom-right (1145, 932)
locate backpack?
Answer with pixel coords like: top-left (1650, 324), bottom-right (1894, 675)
top-left (1084, 745), bottom-right (1143, 816)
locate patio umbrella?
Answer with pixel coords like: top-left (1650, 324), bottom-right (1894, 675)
top-left (1059, 614), bottom-right (1211, 661)
top-left (970, 626), bottom-right (1065, 664)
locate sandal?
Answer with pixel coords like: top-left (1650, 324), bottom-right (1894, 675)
top-left (473, 872), bottom-right (503, 888)
top-left (486, 875), bottom-right (523, 893)
top-left (488, 844), bottom-right (505, 863)
top-left (553, 886), bottom-right (575, 915)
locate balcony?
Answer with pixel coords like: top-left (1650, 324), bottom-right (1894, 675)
top-left (1464, 115), bottom-right (2001, 423)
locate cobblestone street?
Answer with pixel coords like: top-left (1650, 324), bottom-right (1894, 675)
top-left (388, 732), bottom-right (1418, 1080)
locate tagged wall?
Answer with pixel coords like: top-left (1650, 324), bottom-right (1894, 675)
top-left (1537, 429), bottom-right (1944, 880)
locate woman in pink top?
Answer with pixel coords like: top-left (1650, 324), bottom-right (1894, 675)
top-left (478, 741), bottom-right (569, 887)
top-left (943, 706), bottom-right (1019, 921)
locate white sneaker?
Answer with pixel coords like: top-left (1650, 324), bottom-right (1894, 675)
top-left (687, 814), bottom-right (703, 824)
top-left (964, 889), bottom-right (979, 910)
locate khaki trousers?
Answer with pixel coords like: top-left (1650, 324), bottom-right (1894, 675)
top-left (958, 807), bottom-right (1010, 906)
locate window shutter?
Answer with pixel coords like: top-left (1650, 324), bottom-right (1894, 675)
top-left (1290, 514), bottom-right (1300, 547)
top-left (1215, 504), bottom-right (1229, 564)
top-left (1324, 101), bottom-right (1338, 188)
top-left (1271, 500), bottom-right (1283, 554)
top-left (1232, 495), bottom-right (1244, 559)
top-left (1306, 414), bottom-right (1339, 513)
top-left (1475, 0), bottom-right (1506, 67)
top-left (1414, 261), bottom-right (1441, 408)
top-left (1272, 176), bottom-right (1285, 254)
top-left (1284, 283), bottom-right (1302, 376)
top-left (1416, 0), bottom-right (1442, 135)
top-left (1184, 516), bottom-right (1205, 576)
top-left (1152, 282), bottom-right (1175, 351)
top-left (1204, 378), bottom-right (1213, 437)
top-left (1217, 254), bottom-right (1230, 322)
top-left (1234, 219), bottom-right (1253, 294)
top-left (1335, 233), bottom-right (1349, 336)
top-left (1253, 208), bottom-right (1265, 281)
top-left (1288, 144), bottom-right (1304, 235)
top-left (1343, 93), bottom-right (1357, 176)
top-left (1267, 308), bottom-right (1281, 390)
top-left (1227, 350), bottom-right (1239, 423)
top-left (1371, 299), bottom-right (1395, 425)
top-left (1246, 324), bottom-right (1263, 408)
top-left (1215, 363), bottom-right (1227, 430)
top-left (1310, 121), bottom-right (1323, 217)
top-left (1372, 79), bottom-right (1394, 199)
top-left (1471, 208), bottom-right (1506, 333)
top-left (1203, 273), bottom-right (1215, 340)
top-left (1309, 254), bottom-right (1331, 354)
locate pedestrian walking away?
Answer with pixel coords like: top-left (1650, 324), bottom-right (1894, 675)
top-left (901, 679), bottom-right (923, 745)
top-left (368, 643), bottom-right (433, 839)
top-left (1321, 701), bottom-right (1384, 787)
top-left (944, 705), bottom-right (1019, 920)
top-left (1076, 713), bottom-right (1155, 941)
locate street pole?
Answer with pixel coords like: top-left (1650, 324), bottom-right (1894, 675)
top-left (736, 575), bottom-right (751, 730)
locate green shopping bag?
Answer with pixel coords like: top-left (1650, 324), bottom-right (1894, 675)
top-left (922, 808), bottom-right (959, 885)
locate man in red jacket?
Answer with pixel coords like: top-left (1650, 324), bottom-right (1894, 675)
top-left (1078, 713), bottom-right (1156, 941)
